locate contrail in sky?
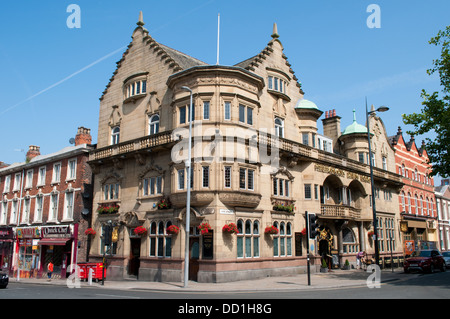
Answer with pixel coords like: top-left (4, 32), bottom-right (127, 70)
top-left (0, 0), bottom-right (217, 117)
top-left (0, 46), bottom-right (127, 117)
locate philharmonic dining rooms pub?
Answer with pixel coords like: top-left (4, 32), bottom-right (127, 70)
top-left (86, 13), bottom-right (405, 283)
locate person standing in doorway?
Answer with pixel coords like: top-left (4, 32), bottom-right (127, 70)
top-left (47, 261), bottom-right (54, 281)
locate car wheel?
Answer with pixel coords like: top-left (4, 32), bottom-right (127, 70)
top-left (441, 262), bottom-right (446, 272)
top-left (0, 285), bottom-right (7, 289)
top-left (429, 264), bottom-right (435, 273)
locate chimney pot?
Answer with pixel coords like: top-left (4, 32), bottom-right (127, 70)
top-left (75, 127), bottom-right (92, 146)
top-left (26, 145), bottom-right (40, 161)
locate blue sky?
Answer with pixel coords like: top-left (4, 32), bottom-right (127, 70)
top-left (0, 1), bottom-right (448, 182)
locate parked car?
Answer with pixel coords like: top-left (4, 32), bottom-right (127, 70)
top-left (0, 272), bottom-right (8, 289)
top-left (442, 252), bottom-right (450, 268)
top-left (404, 249), bottom-right (446, 273)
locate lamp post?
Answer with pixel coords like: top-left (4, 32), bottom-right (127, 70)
top-left (366, 97), bottom-right (389, 266)
top-left (181, 86), bottom-right (193, 288)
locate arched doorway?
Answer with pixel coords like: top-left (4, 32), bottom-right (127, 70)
top-left (178, 207), bottom-right (204, 281)
top-left (317, 226), bottom-right (333, 269)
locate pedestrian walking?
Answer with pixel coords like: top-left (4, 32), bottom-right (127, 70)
top-left (356, 251), bottom-right (366, 269)
top-left (47, 261), bottom-right (54, 281)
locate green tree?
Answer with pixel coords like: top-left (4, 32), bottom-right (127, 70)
top-left (402, 26), bottom-right (450, 178)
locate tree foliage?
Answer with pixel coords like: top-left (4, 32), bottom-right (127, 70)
top-left (402, 26), bottom-right (450, 178)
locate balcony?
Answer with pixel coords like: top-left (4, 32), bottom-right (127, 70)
top-left (89, 131), bottom-right (176, 162)
top-left (320, 204), bottom-right (361, 221)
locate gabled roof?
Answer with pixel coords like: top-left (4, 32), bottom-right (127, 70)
top-left (233, 23), bottom-right (304, 94)
top-left (389, 126), bottom-right (428, 157)
top-left (100, 13), bottom-right (208, 100)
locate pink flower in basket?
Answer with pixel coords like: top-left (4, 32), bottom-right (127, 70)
top-left (198, 223), bottom-right (212, 235)
top-left (85, 228), bottom-right (96, 236)
top-left (167, 225), bottom-right (180, 235)
top-left (134, 226), bottom-right (148, 236)
top-left (264, 225), bottom-right (279, 235)
top-left (222, 223), bottom-right (239, 234)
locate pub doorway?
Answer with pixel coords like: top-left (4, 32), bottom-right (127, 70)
top-left (189, 237), bottom-right (199, 281)
top-left (128, 238), bottom-right (141, 277)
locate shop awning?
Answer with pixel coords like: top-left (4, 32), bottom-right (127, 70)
top-left (38, 238), bottom-right (70, 246)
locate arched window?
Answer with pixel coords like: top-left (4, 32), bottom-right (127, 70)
top-left (111, 126), bottom-right (120, 145)
top-left (149, 220), bottom-right (172, 257)
top-left (420, 196), bottom-right (424, 215)
top-left (401, 191), bottom-right (405, 211)
top-left (273, 221), bottom-right (292, 257)
top-left (407, 192), bottom-right (411, 213)
top-left (342, 227), bottom-right (358, 253)
top-left (237, 219), bottom-right (260, 258)
top-left (274, 117), bottom-right (284, 138)
top-left (149, 114), bottom-right (160, 135)
top-left (415, 194), bottom-right (419, 214)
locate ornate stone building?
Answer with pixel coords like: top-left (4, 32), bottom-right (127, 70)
top-left (88, 13), bottom-right (403, 282)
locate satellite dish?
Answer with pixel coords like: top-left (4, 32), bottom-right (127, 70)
top-left (69, 138), bottom-right (75, 145)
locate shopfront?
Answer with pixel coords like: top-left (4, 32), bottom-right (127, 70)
top-left (0, 227), bottom-right (14, 274)
top-left (39, 225), bottom-right (77, 279)
top-left (15, 227), bottom-right (41, 278)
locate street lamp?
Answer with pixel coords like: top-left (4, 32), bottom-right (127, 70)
top-left (181, 86), bottom-right (193, 288)
top-left (366, 97), bottom-right (389, 266)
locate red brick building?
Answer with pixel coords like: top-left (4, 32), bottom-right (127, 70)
top-left (389, 127), bottom-right (437, 255)
top-left (0, 127), bottom-right (94, 279)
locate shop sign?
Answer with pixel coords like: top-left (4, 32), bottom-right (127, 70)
top-left (314, 164), bottom-right (371, 183)
top-left (17, 227), bottom-right (40, 238)
top-left (400, 221), bottom-right (408, 233)
top-left (41, 226), bottom-right (71, 238)
top-left (0, 227), bottom-right (14, 239)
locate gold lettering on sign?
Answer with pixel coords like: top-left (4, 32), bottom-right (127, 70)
top-left (314, 164), bottom-right (370, 183)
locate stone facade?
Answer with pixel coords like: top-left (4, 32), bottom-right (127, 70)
top-left (88, 14), bottom-right (404, 282)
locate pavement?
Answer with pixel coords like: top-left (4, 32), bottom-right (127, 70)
top-left (8, 267), bottom-right (422, 292)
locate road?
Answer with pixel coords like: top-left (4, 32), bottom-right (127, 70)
top-left (1, 270), bottom-right (449, 302)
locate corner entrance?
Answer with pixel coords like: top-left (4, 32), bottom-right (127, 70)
top-left (189, 237), bottom-right (199, 281)
top-left (128, 238), bottom-right (141, 277)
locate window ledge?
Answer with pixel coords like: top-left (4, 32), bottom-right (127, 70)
top-left (268, 89), bottom-right (291, 101)
top-left (124, 93), bottom-right (147, 104)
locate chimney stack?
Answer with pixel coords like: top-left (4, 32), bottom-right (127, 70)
top-left (322, 109), bottom-right (341, 153)
top-left (26, 145), bottom-right (40, 161)
top-left (75, 127), bottom-right (92, 146)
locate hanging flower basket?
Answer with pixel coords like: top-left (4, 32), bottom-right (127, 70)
top-left (97, 205), bottom-right (120, 215)
top-left (301, 228), bottom-right (307, 236)
top-left (222, 223), bottom-right (239, 234)
top-left (264, 225), bottom-right (279, 235)
top-left (84, 228), bottom-right (96, 236)
top-left (367, 230), bottom-right (374, 239)
top-left (157, 198), bottom-right (172, 210)
top-left (167, 225), bottom-right (180, 235)
top-left (198, 223), bottom-right (212, 235)
top-left (134, 226), bottom-right (148, 236)
top-left (272, 202), bottom-right (295, 213)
